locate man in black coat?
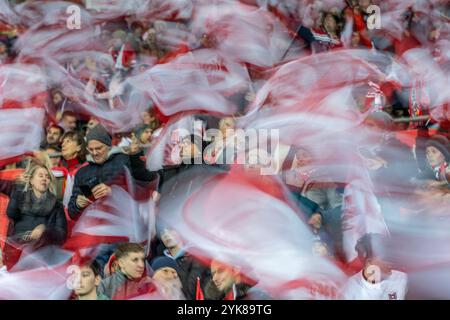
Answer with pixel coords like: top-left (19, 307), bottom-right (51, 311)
top-left (68, 124), bottom-right (158, 220)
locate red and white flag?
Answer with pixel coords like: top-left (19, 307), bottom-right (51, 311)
top-left (0, 108), bottom-right (45, 167)
top-left (128, 49), bottom-right (251, 116)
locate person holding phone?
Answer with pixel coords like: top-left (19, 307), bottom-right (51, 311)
top-left (68, 124), bottom-right (158, 220)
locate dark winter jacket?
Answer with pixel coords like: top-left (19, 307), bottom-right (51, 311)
top-left (68, 147), bottom-right (158, 219)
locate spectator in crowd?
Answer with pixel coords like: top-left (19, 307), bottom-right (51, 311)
top-left (0, 159), bottom-right (67, 266)
top-left (51, 131), bottom-right (87, 205)
top-left (203, 258), bottom-right (270, 300)
top-left (51, 89), bottom-right (65, 108)
top-left (98, 243), bottom-right (155, 300)
top-left (123, 124), bottom-right (153, 158)
top-left (40, 124), bottom-right (64, 150)
top-left (49, 89), bottom-right (66, 116)
top-left (157, 133), bottom-right (205, 189)
top-left (134, 124), bottom-right (153, 146)
top-left (60, 131), bottom-right (87, 173)
top-left (141, 109), bottom-right (161, 131)
top-left (85, 117), bottom-right (100, 136)
top-left (73, 260), bottom-right (109, 300)
top-left (297, 9), bottom-right (348, 52)
top-left (151, 256), bottom-right (186, 300)
top-left (423, 135), bottom-right (450, 184)
top-left (60, 110), bottom-right (78, 132)
top-left (345, 0), bottom-right (374, 48)
top-left (341, 233), bottom-right (408, 300)
top-left (68, 124), bottom-right (157, 220)
top-left (156, 227), bottom-right (211, 300)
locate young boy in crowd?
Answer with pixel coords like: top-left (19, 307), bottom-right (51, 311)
top-left (73, 261), bottom-right (109, 300)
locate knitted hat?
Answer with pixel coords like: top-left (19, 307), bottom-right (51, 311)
top-left (86, 124), bottom-right (112, 147)
top-left (151, 256), bottom-right (179, 274)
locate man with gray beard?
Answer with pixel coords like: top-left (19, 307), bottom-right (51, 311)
top-left (151, 256), bottom-right (186, 300)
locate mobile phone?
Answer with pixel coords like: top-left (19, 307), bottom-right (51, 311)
top-left (80, 185), bottom-right (94, 199)
top-left (80, 176), bottom-right (100, 200)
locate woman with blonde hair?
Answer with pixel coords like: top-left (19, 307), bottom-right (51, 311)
top-left (0, 158), bottom-right (67, 266)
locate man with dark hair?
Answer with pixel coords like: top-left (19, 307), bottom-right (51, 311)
top-left (40, 124), bottom-right (64, 150)
top-left (134, 124), bottom-right (152, 146)
top-left (73, 261), bottom-right (109, 300)
top-left (203, 258), bottom-right (270, 300)
top-left (60, 131), bottom-right (87, 172)
top-left (341, 233), bottom-right (408, 300)
top-left (98, 243), bottom-right (155, 300)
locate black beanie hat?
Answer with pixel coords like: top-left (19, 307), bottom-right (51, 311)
top-left (86, 124), bottom-right (112, 147)
top-left (151, 256), bottom-right (180, 274)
